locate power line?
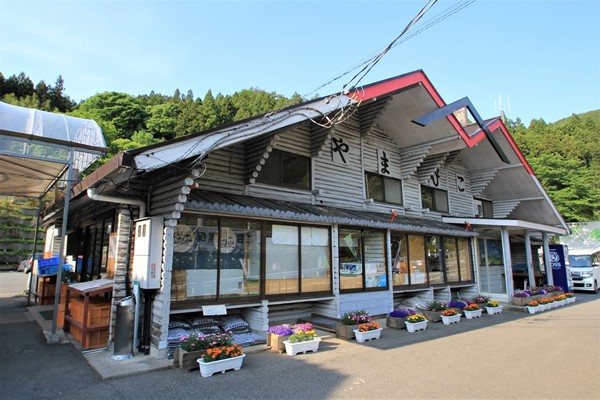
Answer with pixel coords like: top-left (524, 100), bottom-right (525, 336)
top-left (303, 0), bottom-right (477, 99)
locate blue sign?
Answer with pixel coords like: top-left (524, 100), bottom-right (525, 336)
top-left (549, 244), bottom-right (571, 291)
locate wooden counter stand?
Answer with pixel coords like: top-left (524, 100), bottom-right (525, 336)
top-left (63, 279), bottom-right (113, 350)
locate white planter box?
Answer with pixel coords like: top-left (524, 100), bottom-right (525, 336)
top-left (405, 320), bottom-right (428, 333)
top-left (441, 314), bottom-right (461, 325)
top-left (353, 328), bottom-right (382, 343)
top-left (197, 354), bottom-right (245, 377)
top-left (486, 306), bottom-right (503, 315)
top-left (527, 306), bottom-right (540, 314)
top-left (463, 309), bottom-right (483, 319)
top-left (283, 338), bottom-right (321, 356)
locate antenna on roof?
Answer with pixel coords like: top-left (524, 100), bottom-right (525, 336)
top-left (496, 93), bottom-right (510, 122)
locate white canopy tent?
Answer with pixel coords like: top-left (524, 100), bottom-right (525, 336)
top-left (0, 101), bottom-right (106, 339)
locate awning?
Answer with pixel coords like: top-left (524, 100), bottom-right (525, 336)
top-left (187, 191), bottom-right (477, 237)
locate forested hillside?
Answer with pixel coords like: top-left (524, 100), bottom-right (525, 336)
top-left (1, 71), bottom-right (598, 222)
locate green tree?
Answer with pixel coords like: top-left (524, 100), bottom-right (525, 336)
top-left (77, 92), bottom-right (147, 139)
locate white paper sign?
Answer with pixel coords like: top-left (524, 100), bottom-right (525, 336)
top-left (202, 305), bottom-right (227, 316)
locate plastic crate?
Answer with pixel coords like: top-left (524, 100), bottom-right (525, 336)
top-left (39, 257), bottom-right (60, 267)
top-left (38, 264), bottom-right (59, 275)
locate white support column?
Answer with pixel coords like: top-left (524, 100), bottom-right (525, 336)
top-left (386, 229), bottom-right (394, 312)
top-left (542, 232), bottom-right (554, 285)
top-left (524, 230), bottom-right (535, 288)
top-left (501, 227), bottom-right (514, 299)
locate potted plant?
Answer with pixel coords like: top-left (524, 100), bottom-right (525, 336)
top-left (512, 291), bottom-right (532, 306)
top-left (386, 308), bottom-right (416, 329)
top-left (197, 343), bottom-right (245, 377)
top-left (405, 313), bottom-right (428, 333)
top-left (485, 300), bottom-right (503, 315)
top-left (471, 294), bottom-right (491, 311)
top-left (354, 321), bottom-right (382, 342)
top-left (526, 300), bottom-right (540, 314)
top-left (422, 301), bottom-right (447, 323)
top-left (283, 325), bottom-right (321, 356)
top-left (462, 303), bottom-right (482, 319)
top-left (448, 300), bottom-right (468, 314)
top-left (440, 309), bottom-right (461, 325)
top-left (267, 324), bottom-right (294, 353)
top-left (176, 332), bottom-right (233, 372)
top-left (565, 292), bottom-right (576, 304)
top-left (336, 310), bottom-right (371, 340)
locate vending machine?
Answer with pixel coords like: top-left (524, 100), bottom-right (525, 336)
top-left (549, 244), bottom-right (573, 291)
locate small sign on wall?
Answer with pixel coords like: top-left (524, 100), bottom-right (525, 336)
top-left (456, 174), bottom-right (466, 192)
top-left (331, 135), bottom-right (349, 164)
top-left (377, 149), bottom-right (391, 175)
top-left (202, 305), bottom-right (227, 316)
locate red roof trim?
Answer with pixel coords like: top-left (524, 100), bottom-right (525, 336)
top-left (486, 119), bottom-right (535, 176)
top-left (346, 70), bottom-right (478, 147)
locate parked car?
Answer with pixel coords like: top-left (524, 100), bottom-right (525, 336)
top-left (569, 248), bottom-right (600, 293)
top-left (17, 254), bottom-right (43, 273)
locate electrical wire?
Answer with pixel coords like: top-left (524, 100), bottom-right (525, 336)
top-left (304, 0), bottom-right (477, 100)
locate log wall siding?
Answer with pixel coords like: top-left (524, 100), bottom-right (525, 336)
top-left (313, 117), bottom-right (366, 210)
top-left (201, 145), bottom-right (246, 193)
top-left (109, 207), bottom-right (137, 341)
top-left (446, 157), bottom-right (474, 217)
top-left (363, 125), bottom-right (403, 177)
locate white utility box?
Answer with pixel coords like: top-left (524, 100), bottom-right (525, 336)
top-left (133, 216), bottom-right (164, 289)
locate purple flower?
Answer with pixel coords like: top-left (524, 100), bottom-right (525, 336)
top-left (268, 324), bottom-right (294, 336)
top-left (388, 308), bottom-right (416, 318)
top-left (448, 300), bottom-right (468, 308)
top-left (538, 289), bottom-right (547, 294)
top-left (513, 292), bottom-right (530, 298)
top-left (554, 285), bottom-right (563, 291)
top-left (294, 323), bottom-right (314, 333)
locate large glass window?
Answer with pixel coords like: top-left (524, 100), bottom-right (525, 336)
top-left (408, 235), bottom-right (427, 284)
top-left (257, 150), bottom-right (311, 190)
top-left (421, 186), bottom-right (449, 212)
top-left (478, 238), bottom-right (506, 293)
top-left (265, 224), bottom-right (299, 295)
top-left (172, 216), bottom-right (331, 302)
top-left (339, 229), bottom-right (387, 291)
top-left (391, 233), bottom-right (409, 285)
top-left (426, 236), bottom-right (444, 284)
top-left (458, 238), bottom-right (472, 281)
top-left (365, 173), bottom-right (402, 205)
top-left (301, 227), bottom-right (331, 293)
top-left (391, 233), bottom-right (473, 288)
top-left (172, 217), bottom-right (261, 300)
top-left (444, 237), bottom-right (459, 282)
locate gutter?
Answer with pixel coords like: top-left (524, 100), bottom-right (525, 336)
top-left (87, 188), bottom-right (146, 218)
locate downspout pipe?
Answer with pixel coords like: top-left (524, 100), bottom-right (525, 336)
top-left (87, 188), bottom-right (146, 218)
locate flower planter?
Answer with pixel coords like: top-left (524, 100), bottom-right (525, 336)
top-left (336, 323), bottom-right (359, 340)
top-left (283, 338), bottom-right (321, 356)
top-left (405, 320), bottom-right (428, 333)
top-left (386, 316), bottom-right (407, 329)
top-left (268, 333), bottom-right (290, 353)
top-left (197, 354), bottom-right (246, 377)
top-left (527, 306), bottom-right (540, 314)
top-left (512, 297), bottom-right (533, 306)
top-left (353, 328), bottom-right (382, 343)
top-left (463, 309), bottom-right (483, 319)
top-left (422, 311), bottom-right (442, 323)
top-left (441, 314), bottom-right (461, 325)
top-left (176, 348), bottom-right (204, 372)
top-left (486, 306), bottom-right (503, 315)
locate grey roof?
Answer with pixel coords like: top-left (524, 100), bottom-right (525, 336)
top-left (187, 191), bottom-right (477, 237)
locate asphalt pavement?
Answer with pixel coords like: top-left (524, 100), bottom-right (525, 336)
top-left (1, 270), bottom-right (599, 400)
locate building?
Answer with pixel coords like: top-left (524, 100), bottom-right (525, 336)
top-left (41, 70), bottom-right (569, 358)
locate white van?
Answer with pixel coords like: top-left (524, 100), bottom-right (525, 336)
top-left (569, 248), bottom-right (600, 293)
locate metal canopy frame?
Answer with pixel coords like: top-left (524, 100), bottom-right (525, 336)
top-left (0, 101), bottom-right (106, 339)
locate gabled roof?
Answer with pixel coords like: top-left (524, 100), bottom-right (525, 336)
top-left (72, 69), bottom-right (568, 234)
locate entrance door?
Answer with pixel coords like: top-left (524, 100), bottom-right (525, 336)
top-left (478, 238), bottom-right (507, 294)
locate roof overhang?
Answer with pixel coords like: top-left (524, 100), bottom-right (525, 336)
top-left (442, 217), bottom-right (568, 236)
top-left (0, 101), bottom-right (106, 198)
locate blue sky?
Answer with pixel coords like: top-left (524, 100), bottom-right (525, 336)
top-left (1, 0), bottom-right (599, 125)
